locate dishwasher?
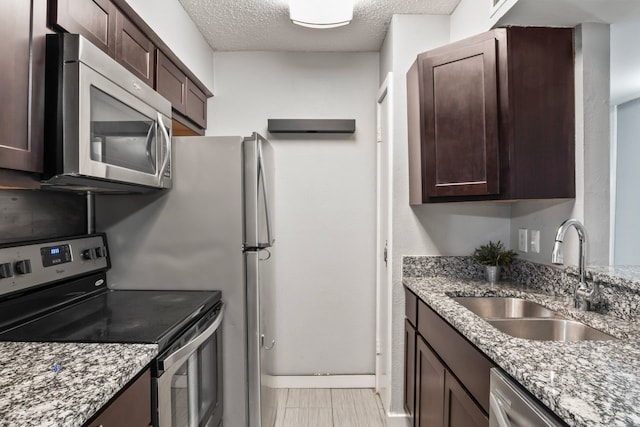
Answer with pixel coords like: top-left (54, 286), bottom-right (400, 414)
top-left (490, 368), bottom-right (567, 427)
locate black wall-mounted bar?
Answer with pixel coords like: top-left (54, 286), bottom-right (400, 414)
top-left (267, 119), bottom-right (356, 134)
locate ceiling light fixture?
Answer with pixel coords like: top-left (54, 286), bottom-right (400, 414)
top-left (289, 0), bottom-right (354, 29)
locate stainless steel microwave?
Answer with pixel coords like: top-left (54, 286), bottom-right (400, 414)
top-left (43, 33), bottom-right (172, 193)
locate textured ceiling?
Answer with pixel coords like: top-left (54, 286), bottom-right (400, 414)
top-left (178, 0), bottom-right (461, 51)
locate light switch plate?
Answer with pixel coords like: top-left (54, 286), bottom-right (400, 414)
top-left (530, 230), bottom-right (541, 253)
top-left (518, 229), bottom-right (528, 252)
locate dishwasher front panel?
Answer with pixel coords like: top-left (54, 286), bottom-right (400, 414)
top-left (489, 368), bottom-right (566, 427)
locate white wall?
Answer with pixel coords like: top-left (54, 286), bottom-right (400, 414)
top-left (613, 98), bottom-right (640, 264)
top-left (611, 11), bottom-right (640, 264)
top-left (380, 14), bottom-right (512, 415)
top-left (611, 8), bottom-right (640, 104)
top-left (123, 0), bottom-right (214, 91)
top-left (450, 0), bottom-right (492, 42)
top-left (208, 51), bottom-right (379, 376)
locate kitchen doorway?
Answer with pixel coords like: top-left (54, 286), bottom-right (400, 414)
top-left (375, 73), bottom-right (393, 414)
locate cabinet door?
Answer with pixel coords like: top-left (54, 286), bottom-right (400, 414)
top-left (420, 38), bottom-right (499, 198)
top-left (0, 0), bottom-right (45, 173)
top-left (156, 50), bottom-right (187, 114)
top-left (405, 319), bottom-right (417, 422)
top-left (86, 369), bottom-right (151, 427)
top-left (186, 78), bottom-right (207, 129)
top-left (115, 8), bottom-right (155, 88)
top-left (444, 371), bottom-right (488, 427)
top-left (50, 0), bottom-right (116, 56)
top-left (415, 336), bottom-right (445, 427)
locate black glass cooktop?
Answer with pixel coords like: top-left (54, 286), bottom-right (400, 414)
top-left (0, 289), bottom-right (221, 351)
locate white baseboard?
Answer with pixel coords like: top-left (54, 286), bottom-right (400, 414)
top-left (385, 413), bottom-right (411, 427)
top-left (264, 375), bottom-right (376, 389)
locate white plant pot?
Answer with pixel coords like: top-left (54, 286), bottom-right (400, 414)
top-left (485, 266), bottom-right (501, 284)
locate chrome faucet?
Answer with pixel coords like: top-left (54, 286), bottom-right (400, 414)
top-left (551, 219), bottom-right (597, 311)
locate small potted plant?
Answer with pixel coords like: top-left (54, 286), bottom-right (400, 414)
top-left (472, 241), bottom-right (517, 284)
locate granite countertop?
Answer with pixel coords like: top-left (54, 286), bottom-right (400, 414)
top-left (0, 341), bottom-right (158, 426)
top-left (404, 275), bottom-right (640, 427)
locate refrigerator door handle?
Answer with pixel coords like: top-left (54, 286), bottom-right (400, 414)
top-left (258, 141), bottom-right (274, 248)
top-left (261, 334), bottom-right (276, 350)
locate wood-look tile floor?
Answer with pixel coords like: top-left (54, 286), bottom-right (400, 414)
top-left (274, 389), bottom-right (387, 427)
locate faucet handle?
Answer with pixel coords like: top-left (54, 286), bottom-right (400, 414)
top-left (574, 282), bottom-right (598, 311)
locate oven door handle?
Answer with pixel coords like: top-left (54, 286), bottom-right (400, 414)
top-left (159, 304), bottom-right (225, 371)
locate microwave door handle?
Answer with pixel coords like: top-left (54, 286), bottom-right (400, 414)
top-left (257, 141), bottom-right (274, 247)
top-left (145, 123), bottom-right (154, 164)
top-left (157, 112), bottom-right (171, 185)
top-left (160, 304), bottom-right (225, 370)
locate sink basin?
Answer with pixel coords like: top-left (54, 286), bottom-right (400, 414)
top-left (487, 318), bottom-right (616, 341)
top-left (452, 297), bottom-right (558, 319)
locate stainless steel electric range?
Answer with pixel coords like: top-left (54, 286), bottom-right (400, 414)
top-left (0, 233), bottom-right (224, 427)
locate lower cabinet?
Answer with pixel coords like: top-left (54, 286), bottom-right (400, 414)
top-left (415, 336), bottom-right (445, 426)
top-left (405, 287), bottom-right (493, 427)
top-left (443, 365), bottom-right (488, 427)
top-left (85, 368), bottom-right (151, 427)
top-left (404, 319), bottom-right (417, 419)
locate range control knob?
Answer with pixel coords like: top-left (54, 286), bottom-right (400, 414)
top-left (14, 259), bottom-right (32, 275)
top-left (95, 247), bottom-right (107, 258)
top-left (0, 263), bottom-right (13, 279)
top-left (82, 248), bottom-right (97, 260)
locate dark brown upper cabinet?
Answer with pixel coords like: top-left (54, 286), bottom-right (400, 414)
top-left (49, 0), bottom-right (116, 56)
top-left (407, 27), bottom-right (575, 204)
top-left (157, 51), bottom-right (188, 115)
top-left (0, 0), bottom-right (48, 183)
top-left (157, 51), bottom-right (208, 132)
top-left (115, 8), bottom-right (155, 88)
top-left (50, 0), bottom-right (212, 132)
top-left (186, 79), bottom-right (208, 129)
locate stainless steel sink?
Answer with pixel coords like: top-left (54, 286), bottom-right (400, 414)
top-left (486, 318), bottom-right (616, 341)
top-left (452, 297), bottom-right (559, 319)
top-left (451, 296), bottom-right (617, 341)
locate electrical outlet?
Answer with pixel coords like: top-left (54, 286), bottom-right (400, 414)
top-left (530, 230), bottom-right (541, 253)
top-left (518, 229), bottom-right (528, 252)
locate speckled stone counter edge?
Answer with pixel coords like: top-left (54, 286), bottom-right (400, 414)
top-left (0, 342), bottom-right (158, 427)
top-left (403, 275), bottom-right (640, 427)
top-left (403, 256), bottom-right (640, 320)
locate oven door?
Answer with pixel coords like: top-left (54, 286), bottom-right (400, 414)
top-left (70, 61), bottom-right (172, 189)
top-left (155, 304), bottom-right (224, 427)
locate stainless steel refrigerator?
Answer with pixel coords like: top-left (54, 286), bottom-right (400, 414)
top-left (96, 133), bottom-right (277, 427)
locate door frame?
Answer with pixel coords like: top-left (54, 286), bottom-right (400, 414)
top-left (375, 72), bottom-right (394, 413)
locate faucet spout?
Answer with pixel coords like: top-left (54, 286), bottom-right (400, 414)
top-left (551, 219), bottom-right (595, 311)
top-left (551, 241), bottom-right (564, 264)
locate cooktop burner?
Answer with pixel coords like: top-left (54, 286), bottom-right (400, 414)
top-left (0, 289), bottom-right (221, 351)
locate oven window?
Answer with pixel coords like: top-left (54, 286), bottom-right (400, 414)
top-left (165, 329), bottom-right (222, 427)
top-left (171, 363), bottom-right (189, 427)
top-left (89, 86), bottom-right (157, 174)
top-left (197, 332), bottom-right (219, 424)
